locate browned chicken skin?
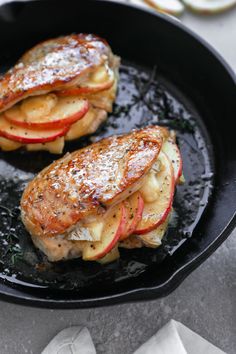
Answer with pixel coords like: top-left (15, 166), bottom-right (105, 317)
top-left (21, 126), bottom-right (167, 240)
top-left (0, 34), bottom-right (113, 113)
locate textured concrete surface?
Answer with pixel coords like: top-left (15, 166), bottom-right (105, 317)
top-left (0, 4), bottom-right (235, 354)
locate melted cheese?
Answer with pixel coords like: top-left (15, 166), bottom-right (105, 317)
top-left (26, 137), bottom-right (64, 154)
top-left (0, 137), bottom-right (22, 151)
top-left (139, 160), bottom-right (161, 202)
top-left (65, 107), bottom-right (107, 141)
top-left (20, 94), bottom-right (58, 121)
top-left (67, 221), bottom-right (104, 241)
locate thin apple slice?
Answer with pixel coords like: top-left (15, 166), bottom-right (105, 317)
top-left (58, 65), bottom-right (115, 96)
top-left (5, 94), bottom-right (89, 129)
top-left (97, 246), bottom-right (120, 264)
top-left (81, 78), bottom-right (118, 113)
top-left (119, 202), bottom-right (130, 240)
top-left (119, 200), bottom-right (134, 241)
top-left (82, 203), bottom-right (126, 261)
top-left (138, 212), bottom-right (171, 248)
top-left (0, 114), bottom-right (69, 144)
top-left (120, 192), bottom-right (144, 241)
top-left (119, 235), bottom-right (143, 249)
top-left (65, 108), bottom-right (107, 141)
top-left (182, 0), bottom-right (236, 14)
top-left (135, 151), bottom-right (175, 234)
top-left (144, 0), bottom-right (185, 15)
top-left (127, 192), bottom-right (144, 235)
top-left (162, 137), bottom-right (183, 183)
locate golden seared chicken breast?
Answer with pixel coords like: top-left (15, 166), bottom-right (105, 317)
top-left (21, 126), bottom-right (184, 263)
top-left (0, 34), bottom-right (120, 153)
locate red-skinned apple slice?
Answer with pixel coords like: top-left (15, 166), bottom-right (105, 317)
top-left (97, 246), bottom-right (120, 264)
top-left (58, 80), bottom-right (114, 96)
top-left (82, 203), bottom-right (126, 261)
top-left (135, 151), bottom-right (175, 234)
top-left (120, 192), bottom-right (144, 241)
top-left (138, 212), bottom-right (171, 248)
top-left (162, 138), bottom-right (183, 183)
top-left (58, 65), bottom-right (115, 96)
top-left (5, 95), bottom-right (89, 129)
top-left (0, 114), bottom-right (69, 144)
top-left (119, 202), bottom-right (130, 240)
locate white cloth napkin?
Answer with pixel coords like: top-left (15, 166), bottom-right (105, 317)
top-left (41, 320), bottom-right (226, 354)
top-left (41, 327), bottom-right (96, 354)
top-left (133, 320), bottom-right (225, 354)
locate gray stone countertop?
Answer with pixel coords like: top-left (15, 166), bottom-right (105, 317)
top-left (0, 4), bottom-right (235, 354)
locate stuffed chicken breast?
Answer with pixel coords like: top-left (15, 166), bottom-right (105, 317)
top-left (21, 126), bottom-right (183, 262)
top-left (0, 34), bottom-right (119, 153)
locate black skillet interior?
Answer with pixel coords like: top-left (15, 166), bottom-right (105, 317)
top-left (0, 0), bottom-right (235, 308)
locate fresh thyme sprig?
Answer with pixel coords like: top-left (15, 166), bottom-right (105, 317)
top-left (113, 66), bottom-right (195, 133)
top-left (0, 205), bottom-right (15, 218)
top-left (113, 66), bottom-right (157, 118)
top-left (0, 204), bottom-right (23, 264)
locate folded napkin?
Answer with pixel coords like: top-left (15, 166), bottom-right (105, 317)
top-left (41, 327), bottom-right (96, 354)
top-left (41, 320), bottom-right (225, 354)
top-left (133, 320), bottom-right (225, 354)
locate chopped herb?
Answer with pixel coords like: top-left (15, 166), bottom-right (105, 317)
top-left (0, 205), bottom-right (23, 265)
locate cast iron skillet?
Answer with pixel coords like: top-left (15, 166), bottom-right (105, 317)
top-left (0, 0), bottom-right (235, 308)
